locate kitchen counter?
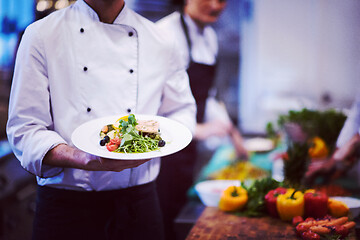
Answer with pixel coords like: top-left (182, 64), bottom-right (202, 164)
top-left (186, 207), bottom-right (357, 240)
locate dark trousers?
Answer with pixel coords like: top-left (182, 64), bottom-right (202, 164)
top-left (156, 142), bottom-right (197, 240)
top-left (32, 181), bottom-right (164, 240)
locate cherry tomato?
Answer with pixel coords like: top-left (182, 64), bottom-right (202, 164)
top-left (296, 224), bottom-right (309, 236)
top-left (301, 230), bottom-right (320, 240)
top-left (110, 137), bottom-right (121, 145)
top-left (292, 216), bottom-right (304, 226)
top-left (304, 217), bottom-right (315, 222)
top-left (106, 143), bottom-right (119, 152)
top-left (333, 225), bottom-right (349, 238)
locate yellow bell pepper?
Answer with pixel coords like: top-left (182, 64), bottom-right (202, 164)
top-left (219, 186), bottom-right (248, 212)
top-left (308, 136), bottom-right (329, 158)
top-left (276, 188), bottom-right (304, 221)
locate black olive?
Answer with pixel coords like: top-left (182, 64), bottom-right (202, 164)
top-left (99, 139), bottom-right (106, 146)
top-left (104, 135), bottom-right (110, 143)
top-left (158, 140), bottom-right (166, 147)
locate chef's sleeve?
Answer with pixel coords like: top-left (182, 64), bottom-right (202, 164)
top-left (6, 24), bottom-right (66, 178)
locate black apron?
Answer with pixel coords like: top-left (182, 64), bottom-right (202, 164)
top-left (156, 13), bottom-right (218, 240)
top-left (181, 14), bottom-right (217, 123)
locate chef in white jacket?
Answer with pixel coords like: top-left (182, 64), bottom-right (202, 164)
top-left (155, 1), bottom-right (247, 239)
top-left (6, 0), bottom-right (196, 239)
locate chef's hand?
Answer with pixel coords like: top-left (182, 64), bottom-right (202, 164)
top-left (44, 144), bottom-right (150, 172)
top-left (306, 133), bottom-right (360, 183)
top-left (229, 125), bottom-right (248, 160)
top-left (95, 157), bottom-right (150, 172)
top-left (332, 133), bottom-right (360, 163)
top-left (305, 157), bottom-right (335, 182)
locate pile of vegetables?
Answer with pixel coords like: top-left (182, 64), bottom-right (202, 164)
top-left (217, 177), bottom-right (355, 239)
top-left (219, 177), bottom-right (284, 217)
top-left (294, 216), bottom-right (355, 240)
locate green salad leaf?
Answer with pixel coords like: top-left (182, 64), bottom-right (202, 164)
top-left (114, 114), bottom-right (160, 153)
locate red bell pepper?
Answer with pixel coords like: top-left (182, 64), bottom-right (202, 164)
top-left (304, 191), bottom-right (328, 219)
top-left (265, 187), bottom-right (287, 218)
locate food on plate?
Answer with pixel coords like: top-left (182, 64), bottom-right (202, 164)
top-left (293, 215), bottom-right (355, 239)
top-left (136, 120), bottom-right (159, 134)
top-left (276, 189), bottom-right (304, 221)
top-left (303, 190), bottom-right (328, 219)
top-left (99, 114), bottom-right (165, 153)
top-left (218, 186), bottom-right (248, 212)
top-left (328, 198), bottom-right (349, 217)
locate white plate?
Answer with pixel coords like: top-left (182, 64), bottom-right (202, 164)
top-left (71, 114), bottom-right (192, 160)
top-left (244, 137), bottom-right (275, 152)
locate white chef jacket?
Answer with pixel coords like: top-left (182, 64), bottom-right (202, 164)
top-left (156, 11), bottom-right (234, 150)
top-left (6, 0), bottom-right (196, 191)
top-left (156, 11), bottom-right (218, 68)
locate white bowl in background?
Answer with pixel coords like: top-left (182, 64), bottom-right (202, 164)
top-left (330, 196), bottom-right (360, 218)
top-left (195, 180), bottom-right (241, 207)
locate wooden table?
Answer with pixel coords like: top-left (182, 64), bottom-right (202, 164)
top-left (186, 207), bottom-right (356, 240)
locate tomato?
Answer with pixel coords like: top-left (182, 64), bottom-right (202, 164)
top-left (296, 224), bottom-right (309, 236)
top-left (292, 216), bottom-right (304, 226)
top-left (110, 136), bottom-right (121, 145)
top-left (333, 225), bottom-right (349, 238)
top-left (301, 231), bottom-right (320, 240)
top-left (106, 142), bottom-right (119, 152)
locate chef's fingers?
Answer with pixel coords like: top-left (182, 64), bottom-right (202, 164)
top-left (99, 158), bottom-right (151, 172)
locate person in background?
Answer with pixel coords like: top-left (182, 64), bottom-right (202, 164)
top-left (6, 0), bottom-right (196, 239)
top-left (306, 94), bottom-right (360, 184)
top-left (156, 0), bottom-right (248, 239)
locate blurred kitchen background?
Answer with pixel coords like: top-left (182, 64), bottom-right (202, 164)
top-left (0, 0), bottom-right (359, 239)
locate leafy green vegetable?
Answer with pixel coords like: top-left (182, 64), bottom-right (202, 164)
top-left (266, 122), bottom-right (277, 139)
top-left (115, 114), bottom-right (160, 153)
top-left (239, 177), bottom-right (284, 217)
top-left (283, 142), bottom-right (310, 187)
top-left (277, 108), bottom-right (346, 151)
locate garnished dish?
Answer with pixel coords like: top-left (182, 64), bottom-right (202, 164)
top-left (71, 114), bottom-right (192, 160)
top-left (98, 114), bottom-right (165, 153)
